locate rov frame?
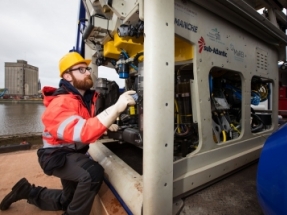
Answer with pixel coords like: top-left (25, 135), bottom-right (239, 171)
top-left (82, 0), bottom-right (287, 214)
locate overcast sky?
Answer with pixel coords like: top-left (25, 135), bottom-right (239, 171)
top-left (0, 0), bottom-right (124, 89)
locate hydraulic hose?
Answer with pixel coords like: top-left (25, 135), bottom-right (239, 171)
top-left (222, 130), bottom-right (227, 142)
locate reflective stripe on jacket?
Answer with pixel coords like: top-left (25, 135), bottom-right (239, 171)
top-left (41, 86), bottom-right (107, 148)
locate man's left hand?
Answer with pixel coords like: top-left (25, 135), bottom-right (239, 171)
top-left (108, 124), bottom-right (119, 132)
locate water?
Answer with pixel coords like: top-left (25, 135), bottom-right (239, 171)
top-left (0, 103), bottom-right (45, 136)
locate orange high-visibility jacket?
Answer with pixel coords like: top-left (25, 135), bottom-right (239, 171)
top-left (41, 86), bottom-right (107, 149)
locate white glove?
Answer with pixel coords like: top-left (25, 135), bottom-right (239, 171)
top-left (108, 124), bottom-right (119, 132)
top-left (97, 90), bottom-right (136, 128)
top-left (114, 90), bottom-right (136, 113)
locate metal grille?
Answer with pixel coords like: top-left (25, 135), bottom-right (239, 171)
top-left (256, 47), bottom-right (268, 75)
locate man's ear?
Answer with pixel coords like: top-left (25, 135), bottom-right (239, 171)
top-left (62, 73), bottom-right (72, 82)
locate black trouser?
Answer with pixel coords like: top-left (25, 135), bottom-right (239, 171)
top-left (27, 153), bottom-right (104, 215)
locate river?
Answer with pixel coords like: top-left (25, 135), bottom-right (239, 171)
top-left (0, 103), bottom-right (45, 136)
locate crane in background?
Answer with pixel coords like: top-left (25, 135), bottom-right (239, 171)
top-left (0, 89), bottom-right (7, 98)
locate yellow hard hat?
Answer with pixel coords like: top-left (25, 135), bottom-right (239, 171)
top-left (59, 52), bottom-right (91, 77)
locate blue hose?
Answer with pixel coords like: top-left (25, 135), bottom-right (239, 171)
top-left (103, 177), bottom-right (134, 215)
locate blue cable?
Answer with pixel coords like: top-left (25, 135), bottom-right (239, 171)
top-left (121, 50), bottom-right (129, 59)
top-left (121, 50), bottom-right (138, 71)
top-left (251, 91), bottom-right (261, 105)
top-left (209, 75), bottom-right (213, 93)
top-left (224, 84), bottom-right (261, 105)
top-left (130, 63), bottom-right (138, 71)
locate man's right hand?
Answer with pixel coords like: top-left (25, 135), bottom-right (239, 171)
top-left (114, 90), bottom-right (136, 113)
top-left (97, 90), bottom-right (136, 129)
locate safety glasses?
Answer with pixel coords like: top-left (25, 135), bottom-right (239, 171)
top-left (69, 67), bottom-right (92, 74)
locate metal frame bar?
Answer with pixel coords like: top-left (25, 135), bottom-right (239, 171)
top-left (143, 0), bottom-right (175, 214)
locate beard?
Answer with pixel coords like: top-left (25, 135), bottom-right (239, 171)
top-left (71, 73), bottom-right (94, 90)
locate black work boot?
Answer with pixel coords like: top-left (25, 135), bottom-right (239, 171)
top-left (0, 178), bottom-right (32, 210)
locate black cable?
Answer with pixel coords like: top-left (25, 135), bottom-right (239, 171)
top-left (134, 52), bottom-right (143, 61)
top-left (251, 113), bottom-right (264, 133)
top-left (133, 52), bottom-right (144, 66)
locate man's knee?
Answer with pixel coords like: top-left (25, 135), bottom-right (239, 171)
top-left (81, 159), bottom-right (104, 192)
